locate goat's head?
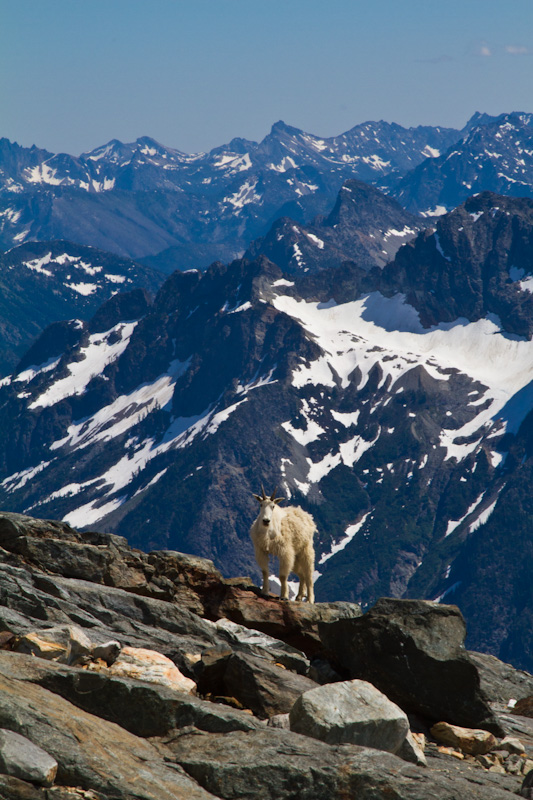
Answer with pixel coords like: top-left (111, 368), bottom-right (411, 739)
top-left (253, 485), bottom-right (284, 532)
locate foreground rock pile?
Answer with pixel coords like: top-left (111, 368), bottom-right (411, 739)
top-left (0, 512), bottom-right (532, 799)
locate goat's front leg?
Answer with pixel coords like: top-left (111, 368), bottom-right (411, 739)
top-left (255, 549), bottom-right (270, 594)
top-left (279, 556), bottom-right (292, 600)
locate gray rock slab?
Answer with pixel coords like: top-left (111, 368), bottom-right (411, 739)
top-left (0, 728), bottom-right (57, 786)
top-left (0, 650), bottom-right (263, 739)
top-left (162, 727), bottom-right (517, 800)
top-left (469, 651), bottom-right (533, 705)
top-left (0, 561), bottom-right (221, 669)
top-left (289, 679), bottom-right (409, 752)
top-left (0, 664), bottom-right (216, 800)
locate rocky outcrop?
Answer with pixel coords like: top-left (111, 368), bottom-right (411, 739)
top-left (319, 597), bottom-right (504, 734)
top-left (0, 511), bottom-right (530, 799)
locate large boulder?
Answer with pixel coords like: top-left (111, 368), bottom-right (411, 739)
top-left (289, 679), bottom-right (409, 753)
top-left (319, 598), bottom-right (503, 734)
top-left (197, 648), bottom-right (317, 718)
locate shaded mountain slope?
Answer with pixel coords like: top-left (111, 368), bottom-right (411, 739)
top-left (0, 240), bottom-right (163, 375)
top-left (0, 194), bottom-right (533, 669)
top-left (245, 179), bottom-right (421, 274)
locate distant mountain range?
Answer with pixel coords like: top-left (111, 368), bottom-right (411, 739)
top-left (386, 112), bottom-right (533, 214)
top-left (1, 187), bottom-right (533, 671)
top-left (0, 116), bottom-right (472, 267)
top-left (4, 112), bottom-right (533, 273)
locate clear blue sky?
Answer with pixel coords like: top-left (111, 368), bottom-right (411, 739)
top-left (2, 0), bottom-right (533, 156)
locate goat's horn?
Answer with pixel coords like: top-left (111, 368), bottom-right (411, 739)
top-left (260, 484), bottom-right (267, 500)
top-left (270, 486), bottom-right (278, 501)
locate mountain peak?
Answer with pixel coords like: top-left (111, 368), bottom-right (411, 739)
top-left (269, 120), bottom-right (302, 137)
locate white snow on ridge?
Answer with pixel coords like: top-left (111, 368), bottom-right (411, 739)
top-left (269, 156), bottom-right (297, 172)
top-left (1, 460), bottom-right (52, 494)
top-left (331, 410), bottom-right (360, 427)
top-left (66, 282), bottom-right (98, 296)
top-left (50, 357), bottom-right (192, 452)
top-left (468, 495), bottom-right (499, 532)
top-left (14, 355), bottom-right (61, 384)
top-left (519, 277), bottom-right (533, 293)
top-left (29, 322), bottom-right (137, 410)
top-left (362, 154), bottom-right (391, 171)
top-left (272, 278), bottom-right (295, 288)
top-left (272, 292), bottom-right (533, 451)
top-left (34, 364), bottom-right (276, 529)
top-left (0, 208), bottom-right (21, 224)
top-left (64, 497), bottom-right (126, 528)
top-left (282, 399), bottom-right (325, 445)
top-left (305, 232), bottom-right (325, 249)
top-left (225, 179), bottom-right (261, 212)
top-left (25, 253), bottom-right (54, 276)
top-left (422, 145), bottom-right (440, 158)
top-left (420, 206), bottom-right (448, 218)
top-left (24, 163), bottom-right (67, 186)
top-left (319, 511), bottom-right (371, 565)
top-left (445, 492), bottom-right (485, 537)
top-left (383, 225), bottom-right (416, 240)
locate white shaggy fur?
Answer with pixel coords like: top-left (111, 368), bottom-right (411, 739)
top-left (250, 490), bottom-right (316, 603)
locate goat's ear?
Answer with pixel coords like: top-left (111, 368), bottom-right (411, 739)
top-left (253, 494), bottom-right (263, 502)
top-left (274, 497), bottom-right (285, 504)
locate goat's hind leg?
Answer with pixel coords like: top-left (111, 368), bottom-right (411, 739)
top-left (304, 563), bottom-right (314, 604)
top-left (295, 571), bottom-right (306, 601)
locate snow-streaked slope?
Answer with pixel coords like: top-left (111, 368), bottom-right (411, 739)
top-left (274, 290), bottom-right (533, 438)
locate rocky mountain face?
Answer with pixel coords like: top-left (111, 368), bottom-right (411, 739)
top-left (1, 191), bottom-right (533, 672)
top-left (1, 510), bottom-right (533, 799)
top-left (245, 179), bottom-right (421, 274)
top-left (387, 112), bottom-right (533, 215)
top-left (0, 240), bottom-right (164, 375)
top-left (0, 119), bottom-right (463, 265)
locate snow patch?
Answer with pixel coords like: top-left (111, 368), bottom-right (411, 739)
top-left (29, 322), bottom-right (137, 409)
top-left (319, 511), bottom-right (371, 565)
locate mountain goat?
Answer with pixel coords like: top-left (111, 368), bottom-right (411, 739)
top-left (250, 486), bottom-right (316, 603)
